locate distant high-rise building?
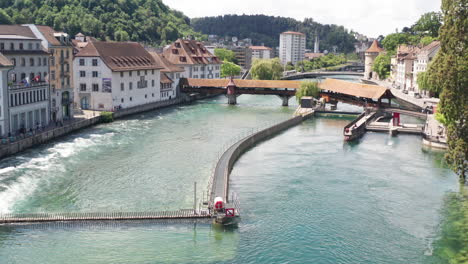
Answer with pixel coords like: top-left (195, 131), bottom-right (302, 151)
top-left (314, 35), bottom-right (320, 53)
top-left (279, 31), bottom-right (306, 65)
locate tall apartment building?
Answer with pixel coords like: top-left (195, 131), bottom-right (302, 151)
top-left (0, 53), bottom-right (13, 137)
top-left (73, 41), bottom-right (163, 111)
top-left (245, 46), bottom-right (272, 69)
top-left (25, 25), bottom-right (74, 122)
top-left (163, 39), bottom-right (222, 79)
top-left (279, 31), bottom-right (306, 65)
top-left (0, 25), bottom-right (50, 135)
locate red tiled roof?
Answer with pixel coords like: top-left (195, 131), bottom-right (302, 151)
top-left (249, 46), bottom-right (272, 50)
top-left (76, 41), bottom-right (163, 71)
top-left (163, 39), bottom-right (222, 66)
top-left (366, 40), bottom-right (384, 53)
top-left (160, 73), bottom-right (173, 84)
top-left (320, 78), bottom-right (389, 100)
top-left (0, 25), bottom-right (36, 38)
top-left (282, 31), bottom-right (305, 36)
top-left (0, 53), bottom-right (13, 67)
top-left (36, 25), bottom-right (68, 46)
top-left (305, 53), bottom-right (325, 59)
top-left (182, 78), bottom-right (302, 89)
top-left (149, 52), bottom-right (185, 73)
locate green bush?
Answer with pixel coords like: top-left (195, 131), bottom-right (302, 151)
top-left (296, 81), bottom-right (320, 102)
top-left (100, 111), bottom-right (114, 123)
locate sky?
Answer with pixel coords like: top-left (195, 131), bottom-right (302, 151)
top-left (163, 0), bottom-right (441, 37)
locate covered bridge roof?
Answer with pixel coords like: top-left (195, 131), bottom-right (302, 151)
top-left (319, 78), bottom-right (391, 100)
top-left (182, 78), bottom-right (302, 89)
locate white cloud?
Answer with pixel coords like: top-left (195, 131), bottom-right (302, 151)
top-left (162, 0), bottom-right (441, 37)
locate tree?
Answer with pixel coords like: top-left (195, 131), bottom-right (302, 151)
top-left (420, 36), bottom-right (436, 46)
top-left (214, 48), bottom-right (236, 63)
top-left (114, 29), bottom-right (129, 41)
top-left (413, 12), bottom-right (442, 38)
top-left (425, 0), bottom-right (467, 182)
top-left (0, 8), bottom-right (12, 24)
top-left (221, 61), bottom-right (241, 78)
top-left (372, 53), bottom-right (391, 80)
top-left (296, 81), bottom-right (320, 102)
top-left (250, 58), bottom-right (283, 80)
top-left (381, 33), bottom-right (409, 54)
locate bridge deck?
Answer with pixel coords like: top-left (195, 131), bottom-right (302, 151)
top-left (0, 210), bottom-right (211, 224)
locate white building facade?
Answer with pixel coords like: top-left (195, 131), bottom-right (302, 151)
top-left (73, 41), bottom-right (163, 111)
top-left (163, 39), bottom-right (222, 79)
top-left (0, 25), bottom-right (51, 134)
top-left (279, 31), bottom-right (306, 65)
top-left (413, 41), bottom-right (440, 96)
top-left (0, 54), bottom-right (13, 137)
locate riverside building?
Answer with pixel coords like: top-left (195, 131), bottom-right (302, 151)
top-left (25, 25), bottom-right (75, 122)
top-left (149, 52), bottom-right (185, 100)
top-left (413, 41), bottom-right (440, 96)
top-left (163, 39), bottom-right (222, 79)
top-left (73, 41), bottom-right (163, 111)
top-left (0, 53), bottom-right (13, 137)
top-left (279, 31), bottom-right (306, 65)
top-left (0, 25), bottom-right (51, 135)
top-left (364, 40), bottom-right (384, 80)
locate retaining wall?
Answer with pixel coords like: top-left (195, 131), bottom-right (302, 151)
top-left (0, 98), bottom-right (186, 160)
top-left (220, 115), bottom-right (309, 201)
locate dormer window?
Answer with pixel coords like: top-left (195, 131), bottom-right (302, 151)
top-left (179, 56), bottom-right (187, 62)
top-left (175, 42), bottom-right (181, 48)
top-left (172, 49), bottom-right (179, 54)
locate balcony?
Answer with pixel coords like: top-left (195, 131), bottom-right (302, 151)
top-left (9, 81), bottom-right (48, 90)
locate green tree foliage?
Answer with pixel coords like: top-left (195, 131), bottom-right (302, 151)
top-left (372, 53), bottom-right (391, 80)
top-left (192, 15), bottom-right (357, 53)
top-left (432, 188), bottom-right (468, 263)
top-left (413, 12), bottom-right (442, 38)
top-left (214, 48), bottom-right (236, 63)
top-left (420, 36), bottom-right (436, 46)
top-left (221, 61), bottom-right (241, 78)
top-left (250, 58), bottom-right (283, 80)
top-left (381, 33), bottom-right (410, 54)
top-left (295, 53), bottom-right (347, 72)
top-left (0, 0), bottom-right (203, 45)
top-left (296, 81), bottom-right (320, 102)
top-left (0, 8), bottom-right (12, 24)
top-left (425, 0), bottom-right (467, 182)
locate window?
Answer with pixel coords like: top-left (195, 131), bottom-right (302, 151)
top-left (11, 58), bottom-right (16, 66)
top-left (129, 82), bottom-right (133, 90)
top-left (92, 83), bottom-right (99, 92)
top-left (152, 93), bottom-right (154, 97)
top-left (121, 98), bottom-right (124, 103)
top-left (129, 71), bottom-right (132, 77)
top-left (21, 73), bottom-right (26, 80)
top-left (92, 71), bottom-right (98, 78)
top-left (145, 70), bottom-right (147, 75)
top-left (92, 59), bottom-right (98, 66)
top-left (0, 43), bottom-right (3, 50)
top-left (120, 72), bottom-right (123, 78)
top-left (79, 59), bottom-right (85, 66)
top-left (36, 43), bottom-right (40, 50)
top-left (152, 80), bottom-right (155, 87)
top-left (151, 70), bottom-right (154, 74)
top-left (21, 58), bottom-right (25, 66)
top-left (28, 43), bottom-right (32, 50)
top-left (10, 43), bottom-right (14, 50)
top-left (19, 43), bottom-right (23, 50)
top-left (38, 58), bottom-right (42, 66)
top-left (130, 97), bottom-right (133, 101)
top-left (120, 83), bottom-right (124, 91)
top-left (65, 63), bottom-right (69, 72)
top-left (145, 94), bottom-right (147, 98)
top-left (80, 83), bottom-right (86, 91)
top-left (43, 58), bottom-right (47, 66)
top-left (80, 71), bottom-right (86, 77)
top-left (66, 50), bottom-right (69, 58)
top-left (137, 71), bottom-right (140, 76)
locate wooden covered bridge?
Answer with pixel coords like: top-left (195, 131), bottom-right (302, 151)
top-left (180, 78), bottom-right (394, 106)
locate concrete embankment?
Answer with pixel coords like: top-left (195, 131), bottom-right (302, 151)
top-left (0, 98), bottom-right (186, 160)
top-left (211, 114), bottom-right (312, 203)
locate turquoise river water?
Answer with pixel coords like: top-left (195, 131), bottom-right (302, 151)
top-left (0, 76), bottom-right (458, 263)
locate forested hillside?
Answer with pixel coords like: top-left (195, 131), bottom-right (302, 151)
top-left (0, 0), bottom-right (203, 45)
top-left (192, 15), bottom-right (357, 53)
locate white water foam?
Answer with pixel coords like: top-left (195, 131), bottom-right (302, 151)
top-left (0, 132), bottom-right (115, 213)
